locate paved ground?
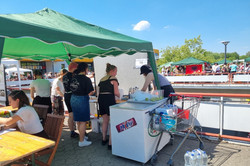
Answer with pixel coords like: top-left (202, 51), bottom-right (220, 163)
top-left (41, 118), bottom-right (250, 166)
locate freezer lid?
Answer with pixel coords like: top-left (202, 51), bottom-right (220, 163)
top-left (111, 102), bottom-right (156, 110)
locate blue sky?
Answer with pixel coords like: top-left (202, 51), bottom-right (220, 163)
top-left (1, 0), bottom-right (250, 56)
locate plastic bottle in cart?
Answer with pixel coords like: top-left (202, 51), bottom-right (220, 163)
top-left (201, 151), bottom-right (208, 166)
top-left (167, 104), bottom-right (178, 116)
top-left (184, 151), bottom-right (191, 166)
top-left (153, 114), bottom-right (160, 130)
top-left (172, 105), bottom-right (178, 115)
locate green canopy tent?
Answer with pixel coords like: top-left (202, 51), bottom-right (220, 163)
top-left (244, 57), bottom-right (250, 62)
top-left (214, 59), bottom-right (232, 64)
top-left (171, 57), bottom-right (207, 66)
top-left (158, 62), bottom-right (173, 69)
top-left (0, 8), bottom-right (160, 88)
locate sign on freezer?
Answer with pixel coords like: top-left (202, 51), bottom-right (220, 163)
top-left (116, 118), bottom-right (137, 133)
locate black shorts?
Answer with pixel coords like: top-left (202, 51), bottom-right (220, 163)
top-left (161, 85), bottom-right (175, 104)
top-left (64, 93), bottom-right (73, 113)
top-left (98, 94), bottom-right (116, 116)
top-left (32, 96), bottom-right (52, 114)
top-left (161, 85), bottom-right (175, 98)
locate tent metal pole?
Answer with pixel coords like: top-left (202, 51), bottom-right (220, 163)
top-left (16, 62), bottom-right (22, 90)
top-left (0, 37), bottom-right (5, 64)
top-left (147, 51), bottom-right (160, 90)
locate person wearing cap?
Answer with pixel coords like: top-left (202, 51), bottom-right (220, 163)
top-left (140, 65), bottom-right (175, 98)
top-left (62, 62), bottom-right (79, 138)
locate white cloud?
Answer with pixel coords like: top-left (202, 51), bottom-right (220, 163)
top-left (164, 25), bottom-right (170, 29)
top-left (133, 20), bottom-right (150, 31)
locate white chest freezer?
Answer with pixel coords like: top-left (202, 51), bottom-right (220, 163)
top-left (110, 100), bottom-right (170, 164)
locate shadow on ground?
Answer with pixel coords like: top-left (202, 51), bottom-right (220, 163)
top-left (38, 126), bottom-right (250, 166)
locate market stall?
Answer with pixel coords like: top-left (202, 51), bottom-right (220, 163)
top-left (5, 67), bottom-right (33, 78)
top-left (171, 57), bottom-right (208, 74)
top-left (0, 8), bottom-right (168, 163)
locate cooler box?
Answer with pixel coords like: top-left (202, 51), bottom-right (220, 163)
top-left (110, 99), bottom-right (170, 164)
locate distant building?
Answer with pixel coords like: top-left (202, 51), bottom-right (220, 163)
top-left (154, 49), bottom-right (159, 60)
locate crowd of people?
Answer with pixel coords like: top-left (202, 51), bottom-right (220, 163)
top-left (210, 62), bottom-right (250, 74)
top-left (5, 72), bottom-right (33, 81)
top-left (0, 62), bottom-right (119, 150)
top-left (0, 62), bottom-right (175, 151)
top-left (160, 62), bottom-right (250, 76)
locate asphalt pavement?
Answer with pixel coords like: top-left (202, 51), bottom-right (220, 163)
top-left (41, 118), bottom-right (250, 166)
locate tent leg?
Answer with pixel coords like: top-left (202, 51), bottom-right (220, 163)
top-left (0, 37), bottom-right (5, 64)
top-left (147, 52), bottom-right (160, 90)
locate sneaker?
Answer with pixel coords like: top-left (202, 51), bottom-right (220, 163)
top-left (84, 136), bottom-right (88, 140)
top-left (70, 132), bottom-right (79, 138)
top-left (79, 140), bottom-right (92, 147)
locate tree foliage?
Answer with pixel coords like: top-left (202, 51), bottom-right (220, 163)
top-left (157, 35), bottom-right (246, 66)
top-left (240, 51), bottom-right (250, 59)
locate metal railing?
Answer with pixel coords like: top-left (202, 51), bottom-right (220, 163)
top-left (175, 92), bottom-right (250, 142)
top-left (166, 72), bottom-right (250, 84)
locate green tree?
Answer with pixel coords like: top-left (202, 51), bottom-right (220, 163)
top-left (158, 35), bottom-right (206, 66)
top-left (234, 51), bottom-right (250, 60)
top-left (246, 51), bottom-right (250, 57)
top-left (157, 36), bottom-right (242, 66)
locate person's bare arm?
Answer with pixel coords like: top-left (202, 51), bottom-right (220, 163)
top-left (0, 115), bottom-right (22, 126)
top-left (56, 87), bottom-right (64, 97)
top-left (30, 87), bottom-right (35, 101)
top-left (141, 73), bottom-right (154, 91)
top-left (112, 81), bottom-right (120, 98)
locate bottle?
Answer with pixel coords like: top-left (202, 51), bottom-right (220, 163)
top-left (190, 152), bottom-right (196, 166)
top-left (153, 114), bottom-right (160, 130)
top-left (184, 151), bottom-right (191, 166)
top-left (201, 151), bottom-right (208, 166)
top-left (191, 149), bottom-right (202, 166)
top-left (196, 153), bottom-right (202, 166)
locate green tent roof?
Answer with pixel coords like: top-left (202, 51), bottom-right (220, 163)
top-left (215, 59), bottom-right (232, 64)
top-left (171, 57), bottom-right (206, 66)
top-left (159, 62), bottom-right (173, 69)
top-left (0, 8), bottom-right (153, 61)
top-left (244, 57), bottom-right (250, 62)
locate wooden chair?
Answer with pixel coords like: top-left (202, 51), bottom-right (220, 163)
top-left (35, 114), bottom-right (65, 166)
top-left (33, 104), bottom-right (49, 126)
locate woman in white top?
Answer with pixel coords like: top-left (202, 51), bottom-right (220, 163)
top-left (51, 69), bottom-right (67, 115)
top-left (0, 90), bottom-right (48, 138)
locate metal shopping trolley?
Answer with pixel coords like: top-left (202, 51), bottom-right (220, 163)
top-left (148, 93), bottom-right (204, 166)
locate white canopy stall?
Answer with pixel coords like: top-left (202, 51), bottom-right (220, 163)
top-left (5, 67), bottom-right (33, 76)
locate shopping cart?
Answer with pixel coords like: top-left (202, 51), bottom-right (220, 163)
top-left (148, 93), bottom-right (204, 166)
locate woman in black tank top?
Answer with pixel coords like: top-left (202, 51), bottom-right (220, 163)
top-left (98, 63), bottom-right (120, 150)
